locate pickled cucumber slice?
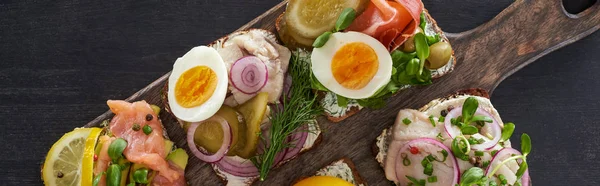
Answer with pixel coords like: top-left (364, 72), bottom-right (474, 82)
top-left (182, 105), bottom-right (242, 155)
top-left (285, 0), bottom-right (366, 39)
top-left (234, 92), bottom-right (269, 159)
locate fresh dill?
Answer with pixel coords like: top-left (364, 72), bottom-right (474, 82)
top-left (251, 50), bottom-right (322, 181)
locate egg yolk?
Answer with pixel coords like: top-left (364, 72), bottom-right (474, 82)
top-left (175, 66), bottom-right (217, 108)
top-left (331, 42), bottom-right (379, 90)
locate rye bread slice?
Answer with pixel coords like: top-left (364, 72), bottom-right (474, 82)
top-left (293, 158), bottom-right (367, 186)
top-left (275, 8), bottom-right (457, 123)
top-left (371, 88), bottom-right (490, 166)
top-left (162, 29), bottom-right (324, 186)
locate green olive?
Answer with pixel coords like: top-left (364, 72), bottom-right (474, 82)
top-left (426, 42), bottom-right (452, 69)
top-left (401, 27), bottom-right (424, 53)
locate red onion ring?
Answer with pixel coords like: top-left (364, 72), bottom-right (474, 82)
top-left (282, 127), bottom-right (308, 161)
top-left (394, 138), bottom-right (459, 185)
top-left (485, 148), bottom-right (530, 186)
top-left (215, 156), bottom-right (259, 177)
top-left (229, 56), bottom-right (268, 94)
top-left (186, 115), bottom-right (232, 163)
top-left (444, 106), bottom-right (502, 150)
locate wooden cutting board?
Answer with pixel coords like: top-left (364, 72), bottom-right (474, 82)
top-left (85, 0), bottom-right (599, 185)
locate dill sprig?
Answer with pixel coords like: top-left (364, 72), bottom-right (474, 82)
top-left (251, 50), bottom-right (321, 181)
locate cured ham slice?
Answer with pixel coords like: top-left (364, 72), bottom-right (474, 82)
top-left (347, 0), bottom-right (423, 51)
top-left (107, 100), bottom-right (182, 183)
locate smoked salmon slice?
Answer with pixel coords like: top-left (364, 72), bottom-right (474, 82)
top-left (107, 100), bottom-right (182, 183)
top-left (348, 0), bottom-right (423, 51)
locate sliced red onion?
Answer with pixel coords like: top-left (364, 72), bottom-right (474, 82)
top-left (485, 148), bottom-right (530, 186)
top-left (215, 156), bottom-right (259, 177)
top-left (444, 106), bottom-right (502, 150)
top-left (394, 138), bottom-right (459, 185)
top-left (186, 115), bottom-right (231, 163)
top-left (282, 127), bottom-right (308, 161)
top-left (229, 56), bottom-right (268, 94)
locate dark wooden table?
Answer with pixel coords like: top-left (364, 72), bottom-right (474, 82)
top-left (0, 0), bottom-right (598, 185)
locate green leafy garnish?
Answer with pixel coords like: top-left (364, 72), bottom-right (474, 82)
top-left (426, 34), bottom-right (441, 45)
top-left (402, 118), bottom-right (412, 125)
top-left (461, 97), bottom-right (479, 123)
top-left (460, 125), bottom-right (479, 135)
top-left (419, 12), bottom-right (426, 31)
top-left (487, 133), bottom-right (532, 184)
top-left (312, 31), bottom-right (332, 48)
top-left (451, 136), bottom-right (470, 161)
top-left (459, 167), bottom-right (488, 186)
top-left (500, 122), bottom-right (515, 142)
top-left (414, 32), bottom-right (429, 77)
top-left (336, 94), bottom-right (349, 107)
top-left (253, 51), bottom-right (322, 181)
top-left (334, 8), bottom-right (357, 31)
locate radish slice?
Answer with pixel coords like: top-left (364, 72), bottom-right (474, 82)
top-left (229, 56), bottom-right (268, 94)
top-left (282, 127), bottom-right (308, 161)
top-left (485, 148), bottom-right (530, 186)
top-left (186, 115), bottom-right (231, 163)
top-left (444, 106), bottom-right (502, 150)
top-left (394, 138), bottom-right (459, 185)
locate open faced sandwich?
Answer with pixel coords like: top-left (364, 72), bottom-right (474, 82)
top-left (42, 100), bottom-right (189, 186)
top-left (294, 158), bottom-right (366, 186)
top-left (162, 29), bottom-right (322, 185)
top-left (375, 89), bottom-right (532, 186)
top-left (277, 0), bottom-right (456, 122)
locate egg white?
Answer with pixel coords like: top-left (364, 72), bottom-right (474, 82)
top-left (168, 46), bottom-right (228, 122)
top-left (311, 31), bottom-right (392, 99)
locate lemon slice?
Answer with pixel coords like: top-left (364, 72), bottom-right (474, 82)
top-left (285, 0), bottom-right (365, 39)
top-left (42, 128), bottom-right (102, 186)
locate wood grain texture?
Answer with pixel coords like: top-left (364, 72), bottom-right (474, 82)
top-left (80, 0), bottom-right (600, 185)
top-left (1, 0), bottom-right (599, 185)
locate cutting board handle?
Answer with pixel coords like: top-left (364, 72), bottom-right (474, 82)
top-left (445, 0), bottom-right (599, 93)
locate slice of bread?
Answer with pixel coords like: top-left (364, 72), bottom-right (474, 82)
top-left (373, 88), bottom-right (491, 168)
top-left (294, 158), bottom-right (367, 186)
top-left (163, 29), bottom-right (324, 186)
top-left (276, 8), bottom-right (457, 123)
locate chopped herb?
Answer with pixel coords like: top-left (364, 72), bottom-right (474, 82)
top-left (491, 150), bottom-right (498, 156)
top-left (428, 115), bottom-right (436, 127)
top-left (498, 174), bottom-right (507, 185)
top-left (475, 151), bottom-right (484, 157)
top-left (428, 176), bottom-right (438, 183)
top-left (403, 118), bottom-right (412, 125)
top-left (438, 116), bottom-right (445, 122)
top-left (406, 175), bottom-right (426, 186)
top-left (482, 160), bottom-right (490, 169)
top-left (336, 94), bottom-right (348, 107)
top-left (489, 180), bottom-right (498, 186)
top-left (421, 156), bottom-right (434, 176)
top-left (436, 133), bottom-right (445, 141)
top-left (401, 153), bottom-right (411, 166)
top-left (440, 149), bottom-right (448, 162)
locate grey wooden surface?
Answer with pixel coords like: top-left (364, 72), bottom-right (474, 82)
top-left (0, 0), bottom-right (598, 185)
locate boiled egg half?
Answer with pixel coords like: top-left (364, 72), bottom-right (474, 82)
top-left (168, 46), bottom-right (228, 122)
top-left (311, 31), bottom-right (392, 99)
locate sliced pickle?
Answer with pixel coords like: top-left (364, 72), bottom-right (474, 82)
top-left (284, 0), bottom-right (367, 39)
top-left (182, 105), bottom-right (242, 155)
top-left (234, 92), bottom-right (269, 159)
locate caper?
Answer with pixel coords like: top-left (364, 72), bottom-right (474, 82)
top-left (425, 42), bottom-right (452, 69)
top-left (401, 27), bottom-right (424, 53)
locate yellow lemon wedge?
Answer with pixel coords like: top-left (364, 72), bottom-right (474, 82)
top-left (294, 176), bottom-right (354, 186)
top-left (42, 128), bottom-right (102, 186)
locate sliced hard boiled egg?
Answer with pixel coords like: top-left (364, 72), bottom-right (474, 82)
top-left (168, 46), bottom-right (228, 122)
top-left (311, 31), bottom-right (392, 99)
